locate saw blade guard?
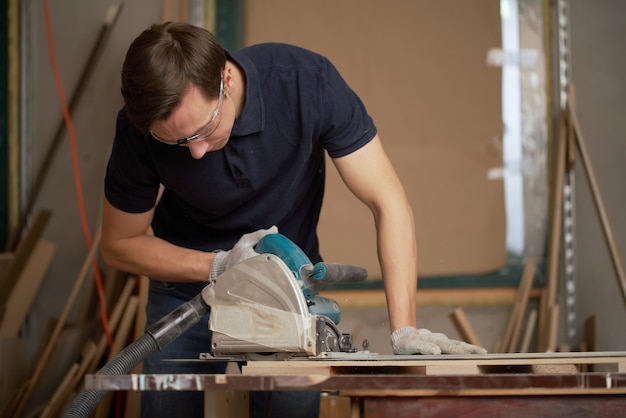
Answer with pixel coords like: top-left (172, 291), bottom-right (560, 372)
top-left (202, 254), bottom-right (321, 356)
top-left (254, 233), bottom-right (368, 324)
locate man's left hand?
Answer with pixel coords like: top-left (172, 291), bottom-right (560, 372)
top-left (391, 326), bottom-right (487, 355)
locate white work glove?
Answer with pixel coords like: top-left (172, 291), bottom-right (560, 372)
top-left (209, 226), bottom-right (278, 281)
top-left (391, 326), bottom-right (487, 355)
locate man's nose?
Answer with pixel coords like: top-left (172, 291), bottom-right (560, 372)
top-left (187, 140), bottom-right (209, 159)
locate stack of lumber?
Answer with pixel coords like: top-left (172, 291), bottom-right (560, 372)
top-left (0, 212), bottom-right (149, 418)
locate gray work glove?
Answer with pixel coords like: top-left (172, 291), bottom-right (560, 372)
top-left (391, 326), bottom-right (487, 355)
top-left (209, 226), bottom-right (278, 281)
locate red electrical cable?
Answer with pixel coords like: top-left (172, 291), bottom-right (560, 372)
top-left (42, 0), bottom-right (114, 348)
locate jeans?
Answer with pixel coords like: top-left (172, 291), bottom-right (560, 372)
top-left (141, 280), bottom-right (320, 418)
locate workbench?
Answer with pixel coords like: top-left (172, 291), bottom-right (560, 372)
top-left (85, 351), bottom-right (626, 417)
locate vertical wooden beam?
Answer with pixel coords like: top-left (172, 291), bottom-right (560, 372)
top-left (538, 108), bottom-right (568, 352)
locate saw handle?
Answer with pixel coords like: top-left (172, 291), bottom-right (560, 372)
top-left (254, 233), bottom-right (312, 273)
top-left (304, 262), bottom-right (368, 291)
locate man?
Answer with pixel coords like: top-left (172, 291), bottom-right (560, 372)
top-left (102, 22), bottom-right (485, 418)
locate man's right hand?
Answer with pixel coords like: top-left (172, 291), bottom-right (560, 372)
top-left (209, 226), bottom-right (278, 281)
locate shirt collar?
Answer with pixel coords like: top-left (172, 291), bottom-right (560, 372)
top-left (227, 50), bottom-right (265, 136)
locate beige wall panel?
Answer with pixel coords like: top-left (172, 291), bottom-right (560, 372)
top-left (244, 0), bottom-right (505, 278)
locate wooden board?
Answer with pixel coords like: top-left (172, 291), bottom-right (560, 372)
top-left (242, 351), bottom-right (626, 376)
top-left (0, 210), bottom-right (52, 323)
top-left (0, 239), bottom-right (56, 337)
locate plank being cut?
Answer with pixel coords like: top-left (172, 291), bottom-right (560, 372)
top-left (242, 351), bottom-right (626, 376)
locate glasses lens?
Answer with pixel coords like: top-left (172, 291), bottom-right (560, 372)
top-left (195, 78), bottom-right (225, 141)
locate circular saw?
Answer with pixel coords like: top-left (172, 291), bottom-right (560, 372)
top-left (201, 233), bottom-right (367, 359)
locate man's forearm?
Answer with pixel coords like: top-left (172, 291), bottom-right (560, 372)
top-left (101, 234), bottom-right (214, 282)
top-left (376, 203), bottom-right (418, 331)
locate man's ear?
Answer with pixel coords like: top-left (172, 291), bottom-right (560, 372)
top-left (224, 64), bottom-right (235, 95)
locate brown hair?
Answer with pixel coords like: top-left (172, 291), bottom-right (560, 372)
top-left (121, 22), bottom-right (227, 134)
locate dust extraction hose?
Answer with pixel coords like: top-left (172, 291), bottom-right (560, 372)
top-left (63, 293), bottom-right (210, 418)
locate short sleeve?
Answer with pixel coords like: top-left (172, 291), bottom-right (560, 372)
top-left (104, 109), bottom-right (161, 213)
top-left (319, 58), bottom-right (377, 158)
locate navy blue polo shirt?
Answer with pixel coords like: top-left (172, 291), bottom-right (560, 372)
top-left (104, 43), bottom-right (377, 296)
